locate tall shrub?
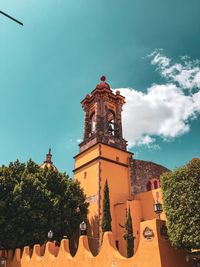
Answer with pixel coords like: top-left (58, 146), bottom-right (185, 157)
top-left (102, 179), bottom-right (112, 234)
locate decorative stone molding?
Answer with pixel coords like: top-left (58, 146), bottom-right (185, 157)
top-left (143, 227), bottom-right (154, 240)
top-left (131, 159), bottom-right (170, 194)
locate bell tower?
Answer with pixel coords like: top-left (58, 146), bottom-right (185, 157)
top-left (79, 76), bottom-right (127, 152)
top-left (74, 76), bottom-right (133, 256)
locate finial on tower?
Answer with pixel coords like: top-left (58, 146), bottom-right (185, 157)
top-left (100, 75), bottom-right (106, 82)
top-left (95, 75), bottom-right (110, 90)
top-left (46, 147), bottom-right (52, 163)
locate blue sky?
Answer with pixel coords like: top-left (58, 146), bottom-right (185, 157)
top-left (0, 0), bottom-right (200, 175)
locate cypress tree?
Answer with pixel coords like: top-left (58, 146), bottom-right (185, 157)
top-left (102, 179), bottom-right (112, 234)
top-left (124, 207), bottom-right (134, 257)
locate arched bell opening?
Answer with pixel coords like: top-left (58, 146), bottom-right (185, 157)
top-left (89, 112), bottom-right (96, 136)
top-left (108, 110), bottom-right (116, 136)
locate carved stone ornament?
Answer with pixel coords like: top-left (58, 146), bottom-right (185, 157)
top-left (143, 227), bottom-right (154, 240)
top-left (85, 194), bottom-right (98, 203)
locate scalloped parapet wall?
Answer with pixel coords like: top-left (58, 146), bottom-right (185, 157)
top-left (5, 219), bottom-right (191, 267)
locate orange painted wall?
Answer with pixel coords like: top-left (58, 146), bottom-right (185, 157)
top-left (74, 162), bottom-right (99, 227)
top-left (74, 157), bottom-right (100, 254)
top-left (74, 143), bottom-right (178, 261)
top-left (128, 200), bottom-right (143, 252)
top-left (100, 160), bottom-right (130, 204)
top-left (74, 144), bottom-right (101, 255)
top-left (129, 189), bottom-right (166, 254)
top-left (134, 188), bottom-right (166, 221)
top-left (6, 219), bottom-right (192, 267)
top-left (100, 160), bottom-right (130, 252)
top-left (113, 202), bottom-right (127, 256)
top-left (74, 162), bottom-right (99, 199)
top-left (74, 144), bottom-right (99, 169)
top-left (74, 143), bottom-right (133, 256)
top-left (100, 144), bottom-right (132, 165)
top-left (99, 144), bottom-right (133, 256)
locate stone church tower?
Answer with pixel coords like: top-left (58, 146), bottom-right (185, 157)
top-left (74, 76), bottom-right (169, 256)
top-left (74, 76), bottom-right (134, 255)
top-left (79, 75), bottom-right (127, 152)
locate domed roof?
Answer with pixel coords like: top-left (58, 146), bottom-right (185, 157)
top-left (40, 148), bottom-right (57, 171)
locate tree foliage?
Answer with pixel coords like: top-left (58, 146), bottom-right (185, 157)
top-left (102, 179), bottom-right (112, 234)
top-left (0, 159), bottom-right (88, 249)
top-left (160, 158), bottom-right (200, 249)
top-left (123, 207), bottom-right (134, 257)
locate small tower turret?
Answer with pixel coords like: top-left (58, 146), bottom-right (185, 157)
top-left (40, 148), bottom-right (57, 171)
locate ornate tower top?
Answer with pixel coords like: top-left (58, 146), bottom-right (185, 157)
top-left (40, 148), bottom-right (57, 171)
top-left (45, 148), bottom-right (52, 163)
top-left (79, 76), bottom-right (127, 152)
top-left (95, 75), bottom-right (110, 90)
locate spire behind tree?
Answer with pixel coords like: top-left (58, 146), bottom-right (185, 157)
top-left (40, 148), bottom-right (57, 171)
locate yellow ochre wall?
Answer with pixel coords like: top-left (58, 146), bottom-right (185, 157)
top-left (74, 143), bottom-right (133, 256)
top-left (74, 142), bottom-right (187, 266)
top-left (99, 145), bottom-right (132, 256)
top-left (6, 219), bottom-right (192, 267)
top-left (134, 189), bottom-right (166, 221)
top-left (74, 144), bottom-right (100, 253)
top-left (74, 144), bottom-right (99, 169)
top-left (128, 188), bottom-right (166, 253)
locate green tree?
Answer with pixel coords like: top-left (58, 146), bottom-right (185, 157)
top-left (124, 207), bottom-right (134, 257)
top-left (0, 159), bottom-right (88, 249)
top-left (102, 179), bottom-right (112, 235)
top-left (160, 158), bottom-right (200, 250)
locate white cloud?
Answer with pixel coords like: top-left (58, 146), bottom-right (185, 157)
top-left (136, 136), bottom-right (161, 150)
top-left (113, 51), bottom-right (200, 148)
top-left (150, 50), bottom-right (200, 89)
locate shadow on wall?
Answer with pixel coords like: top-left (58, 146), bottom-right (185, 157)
top-left (88, 214), bottom-right (99, 256)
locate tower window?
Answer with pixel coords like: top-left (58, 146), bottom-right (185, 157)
top-left (84, 171), bottom-right (87, 179)
top-left (146, 179), bottom-right (160, 191)
top-left (89, 112), bottom-right (96, 134)
top-left (108, 110), bottom-right (115, 136)
top-left (116, 156), bottom-right (119, 162)
top-left (91, 118), bottom-right (95, 132)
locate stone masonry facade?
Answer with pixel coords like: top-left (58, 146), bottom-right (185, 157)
top-left (131, 159), bottom-right (170, 194)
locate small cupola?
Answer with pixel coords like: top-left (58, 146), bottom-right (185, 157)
top-left (40, 148), bottom-right (57, 171)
